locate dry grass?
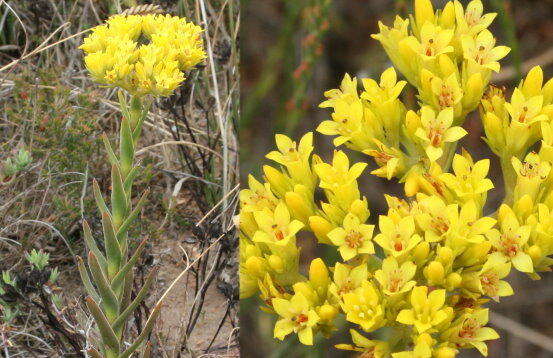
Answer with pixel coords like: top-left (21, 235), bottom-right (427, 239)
top-left (0, 0), bottom-right (239, 357)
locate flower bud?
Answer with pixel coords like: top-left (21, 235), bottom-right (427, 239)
top-left (240, 212), bottom-right (258, 238)
top-left (349, 199), bottom-right (370, 223)
top-left (528, 245), bottom-right (543, 264)
top-left (285, 191), bottom-right (312, 223)
top-left (462, 73), bottom-right (484, 112)
top-left (522, 66), bottom-right (543, 97)
top-left (268, 255), bottom-right (284, 273)
top-left (415, 0), bottom-right (434, 30)
top-left (309, 258), bottom-right (330, 291)
top-left (513, 195), bottom-right (534, 219)
top-left (435, 347), bottom-right (458, 358)
top-left (439, 2), bottom-right (455, 29)
top-left (245, 257), bottom-right (267, 277)
top-left (425, 261), bottom-right (445, 285)
top-left (446, 272), bottom-right (462, 290)
top-left (309, 216), bottom-right (334, 245)
top-left (416, 333), bottom-right (433, 347)
top-left (263, 165), bottom-right (291, 197)
top-left (459, 242), bottom-right (491, 266)
top-left (404, 176), bottom-right (420, 197)
top-left (413, 241), bottom-right (430, 263)
top-left (293, 282), bottom-right (317, 303)
top-left (318, 304), bottom-right (338, 321)
top-left (437, 246), bottom-right (453, 265)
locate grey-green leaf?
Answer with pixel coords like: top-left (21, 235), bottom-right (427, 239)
top-left (111, 238), bottom-right (147, 292)
top-left (85, 297), bottom-right (120, 351)
top-left (118, 302), bottom-right (161, 358)
top-left (83, 220), bottom-right (107, 270)
top-left (88, 252), bottom-right (119, 321)
top-left (102, 212), bottom-right (122, 275)
top-left (77, 256), bottom-right (100, 303)
top-left (111, 165), bottom-right (127, 229)
top-left (112, 268), bottom-right (156, 332)
top-left (116, 190), bottom-right (149, 242)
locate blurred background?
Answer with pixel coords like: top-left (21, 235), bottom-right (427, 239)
top-left (240, 0), bottom-right (553, 357)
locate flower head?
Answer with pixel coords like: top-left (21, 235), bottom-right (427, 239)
top-left (396, 286), bottom-right (450, 333)
top-left (327, 213), bottom-right (375, 261)
top-left (407, 23), bottom-right (454, 59)
top-left (461, 30), bottom-right (510, 72)
top-left (442, 309), bottom-right (499, 356)
top-left (341, 281), bottom-right (385, 332)
top-left (454, 0), bottom-right (497, 35)
top-left (374, 257), bottom-right (417, 296)
top-left (329, 262), bottom-right (369, 299)
top-left (253, 203), bottom-right (304, 246)
top-left (81, 14), bottom-right (205, 96)
top-left (412, 106), bottom-right (467, 162)
top-left (486, 205), bottom-right (533, 272)
top-left (272, 293), bottom-right (320, 345)
top-left (375, 215), bottom-right (422, 258)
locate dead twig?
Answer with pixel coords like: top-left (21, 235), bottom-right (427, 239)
top-left (491, 311), bottom-right (553, 353)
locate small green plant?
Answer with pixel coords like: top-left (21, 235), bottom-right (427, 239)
top-left (0, 249), bottom-right (82, 353)
top-left (25, 249), bottom-right (50, 271)
top-left (1, 149), bottom-right (32, 180)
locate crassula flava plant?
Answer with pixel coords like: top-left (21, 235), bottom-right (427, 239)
top-left (79, 12), bottom-right (204, 358)
top-left (239, 0), bottom-right (553, 356)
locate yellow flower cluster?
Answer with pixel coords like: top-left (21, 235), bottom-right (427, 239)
top-left (80, 13), bottom-right (205, 96)
top-left (240, 0), bottom-right (553, 356)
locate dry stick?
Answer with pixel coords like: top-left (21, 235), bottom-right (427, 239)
top-left (0, 0), bottom-right (29, 59)
top-left (135, 140), bottom-right (224, 160)
top-left (0, 219), bottom-right (77, 260)
top-left (490, 311), bottom-right (553, 352)
top-left (198, 0), bottom-right (229, 231)
top-left (493, 46), bottom-right (553, 82)
top-left (152, 232), bottom-right (227, 312)
top-left (0, 27), bottom-right (90, 73)
top-left (195, 184), bottom-right (239, 227)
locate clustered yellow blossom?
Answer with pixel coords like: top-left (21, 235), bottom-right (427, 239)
top-left (80, 13), bottom-right (205, 96)
top-left (240, 0), bottom-right (553, 357)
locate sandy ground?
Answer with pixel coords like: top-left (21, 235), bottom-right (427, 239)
top-left (151, 231), bottom-right (239, 358)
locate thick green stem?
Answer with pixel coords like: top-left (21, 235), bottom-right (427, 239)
top-left (83, 92), bottom-right (150, 357)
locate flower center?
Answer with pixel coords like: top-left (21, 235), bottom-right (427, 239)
top-left (459, 318), bottom-right (480, 339)
top-left (428, 127), bottom-right (444, 147)
top-left (339, 280), bottom-right (354, 295)
top-left (432, 216), bottom-right (449, 234)
top-left (474, 46), bottom-right (488, 65)
top-left (345, 230), bottom-right (364, 248)
top-left (480, 272), bottom-right (499, 296)
top-left (388, 271), bottom-right (404, 292)
top-left (292, 313), bottom-right (309, 328)
top-left (272, 224), bottom-right (285, 241)
top-left (500, 234), bottom-right (520, 258)
top-left (393, 240), bottom-right (404, 252)
top-left (518, 106), bottom-right (529, 123)
top-left (466, 11), bottom-right (479, 27)
top-left (439, 85), bottom-right (455, 108)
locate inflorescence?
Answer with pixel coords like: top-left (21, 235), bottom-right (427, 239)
top-left (80, 13), bottom-right (205, 97)
top-left (239, 1), bottom-right (553, 356)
